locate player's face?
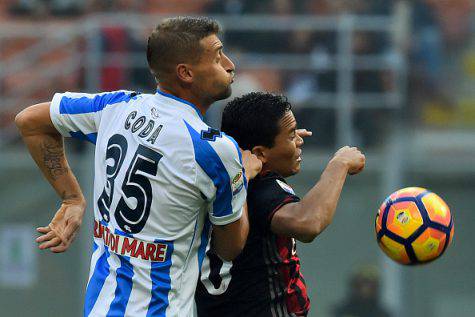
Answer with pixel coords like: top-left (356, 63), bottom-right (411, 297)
top-left (192, 34), bottom-right (235, 103)
top-left (263, 111), bottom-right (303, 178)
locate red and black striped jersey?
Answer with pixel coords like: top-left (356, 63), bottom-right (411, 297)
top-left (195, 172), bottom-right (311, 317)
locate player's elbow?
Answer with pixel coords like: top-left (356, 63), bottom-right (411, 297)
top-left (15, 102), bottom-right (57, 137)
top-left (15, 105), bottom-right (42, 136)
top-left (295, 209), bottom-right (332, 243)
top-left (15, 108), bottom-right (31, 133)
top-left (294, 227), bottom-right (319, 243)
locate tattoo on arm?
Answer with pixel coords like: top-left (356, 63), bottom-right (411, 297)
top-left (61, 191), bottom-right (79, 201)
top-left (60, 191), bottom-right (80, 201)
top-left (41, 138), bottom-right (70, 181)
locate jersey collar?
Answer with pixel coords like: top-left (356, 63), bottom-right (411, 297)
top-left (156, 89), bottom-right (204, 120)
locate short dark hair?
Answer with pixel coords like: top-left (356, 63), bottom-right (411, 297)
top-left (221, 92), bottom-right (292, 150)
top-left (147, 16), bottom-right (220, 81)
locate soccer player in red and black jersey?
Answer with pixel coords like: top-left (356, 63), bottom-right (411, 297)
top-left (195, 92), bottom-right (366, 317)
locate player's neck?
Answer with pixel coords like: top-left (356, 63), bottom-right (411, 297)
top-left (157, 85), bottom-right (209, 116)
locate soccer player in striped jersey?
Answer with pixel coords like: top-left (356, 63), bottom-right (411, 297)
top-left (15, 17), bottom-right (262, 316)
top-left (195, 92), bottom-right (366, 316)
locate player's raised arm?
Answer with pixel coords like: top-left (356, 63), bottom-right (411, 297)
top-left (271, 146), bottom-right (365, 243)
top-left (15, 102), bottom-right (86, 252)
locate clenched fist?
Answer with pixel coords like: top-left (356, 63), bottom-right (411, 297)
top-left (331, 146), bottom-right (365, 175)
top-left (241, 150), bottom-right (262, 180)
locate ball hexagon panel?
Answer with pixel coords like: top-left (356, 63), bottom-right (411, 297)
top-left (421, 193), bottom-right (451, 227)
top-left (379, 236), bottom-right (410, 265)
top-left (411, 228), bottom-right (446, 262)
top-left (386, 201), bottom-right (424, 239)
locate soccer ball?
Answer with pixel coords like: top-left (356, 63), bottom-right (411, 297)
top-left (375, 187), bottom-right (454, 265)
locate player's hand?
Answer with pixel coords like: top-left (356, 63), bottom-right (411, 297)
top-left (331, 146), bottom-right (365, 175)
top-left (296, 129), bottom-right (312, 139)
top-left (36, 200), bottom-right (85, 253)
top-left (241, 150), bottom-right (262, 180)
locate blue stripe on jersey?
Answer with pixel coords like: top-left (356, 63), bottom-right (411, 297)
top-left (146, 240), bottom-right (174, 317)
top-left (156, 89), bottom-right (203, 120)
top-left (92, 241), bottom-right (98, 253)
top-left (70, 131), bottom-right (98, 144)
top-left (198, 216), bottom-right (211, 270)
top-left (106, 254), bottom-right (134, 317)
top-left (184, 121), bottom-right (233, 218)
top-left (84, 247), bottom-right (111, 316)
top-left (59, 91), bottom-right (136, 115)
top-left (223, 132), bottom-right (248, 189)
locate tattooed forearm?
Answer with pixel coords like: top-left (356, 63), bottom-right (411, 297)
top-left (41, 138), bottom-right (70, 181)
top-left (60, 191), bottom-right (80, 201)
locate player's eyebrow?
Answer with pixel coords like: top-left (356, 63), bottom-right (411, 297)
top-left (289, 124), bottom-right (297, 134)
top-left (215, 45), bottom-right (223, 53)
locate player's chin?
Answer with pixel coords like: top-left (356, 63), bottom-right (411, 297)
top-left (290, 162), bottom-right (301, 175)
top-left (214, 85), bottom-right (232, 101)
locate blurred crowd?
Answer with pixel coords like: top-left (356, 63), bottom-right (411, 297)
top-left (2, 0), bottom-right (394, 17)
top-left (0, 0), bottom-right (473, 147)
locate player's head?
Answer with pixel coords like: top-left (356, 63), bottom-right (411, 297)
top-left (147, 16), bottom-right (235, 103)
top-left (222, 92), bottom-right (303, 177)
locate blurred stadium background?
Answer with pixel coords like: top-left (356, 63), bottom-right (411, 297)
top-left (0, 1), bottom-right (474, 316)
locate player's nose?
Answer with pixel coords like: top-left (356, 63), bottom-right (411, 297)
top-left (223, 53), bottom-right (235, 73)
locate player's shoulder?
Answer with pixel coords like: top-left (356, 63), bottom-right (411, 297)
top-left (183, 121), bottom-right (240, 165)
top-left (60, 89), bottom-right (141, 101)
top-left (55, 89), bottom-right (147, 112)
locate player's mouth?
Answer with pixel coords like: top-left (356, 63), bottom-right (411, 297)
top-left (296, 149), bottom-right (302, 162)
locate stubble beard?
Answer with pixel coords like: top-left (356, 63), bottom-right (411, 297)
top-left (214, 84), bottom-right (232, 102)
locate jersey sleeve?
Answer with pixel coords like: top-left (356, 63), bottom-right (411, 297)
top-left (49, 90), bottom-right (137, 144)
top-left (187, 123), bottom-right (247, 226)
top-left (247, 174), bottom-right (300, 233)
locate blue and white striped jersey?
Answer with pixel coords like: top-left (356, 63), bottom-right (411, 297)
top-left (49, 89), bottom-right (247, 317)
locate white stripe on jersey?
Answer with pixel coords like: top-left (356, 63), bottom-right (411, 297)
top-left (89, 251), bottom-right (122, 316)
top-left (123, 256), bottom-right (153, 317)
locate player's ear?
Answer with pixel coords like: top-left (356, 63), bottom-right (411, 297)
top-left (251, 145), bottom-right (268, 163)
top-left (176, 64), bottom-right (193, 83)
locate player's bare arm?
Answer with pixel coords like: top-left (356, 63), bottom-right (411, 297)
top-left (15, 102), bottom-right (85, 253)
top-left (271, 146), bottom-right (365, 242)
top-left (212, 203), bottom-right (249, 261)
top-left (212, 150), bottom-right (261, 261)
